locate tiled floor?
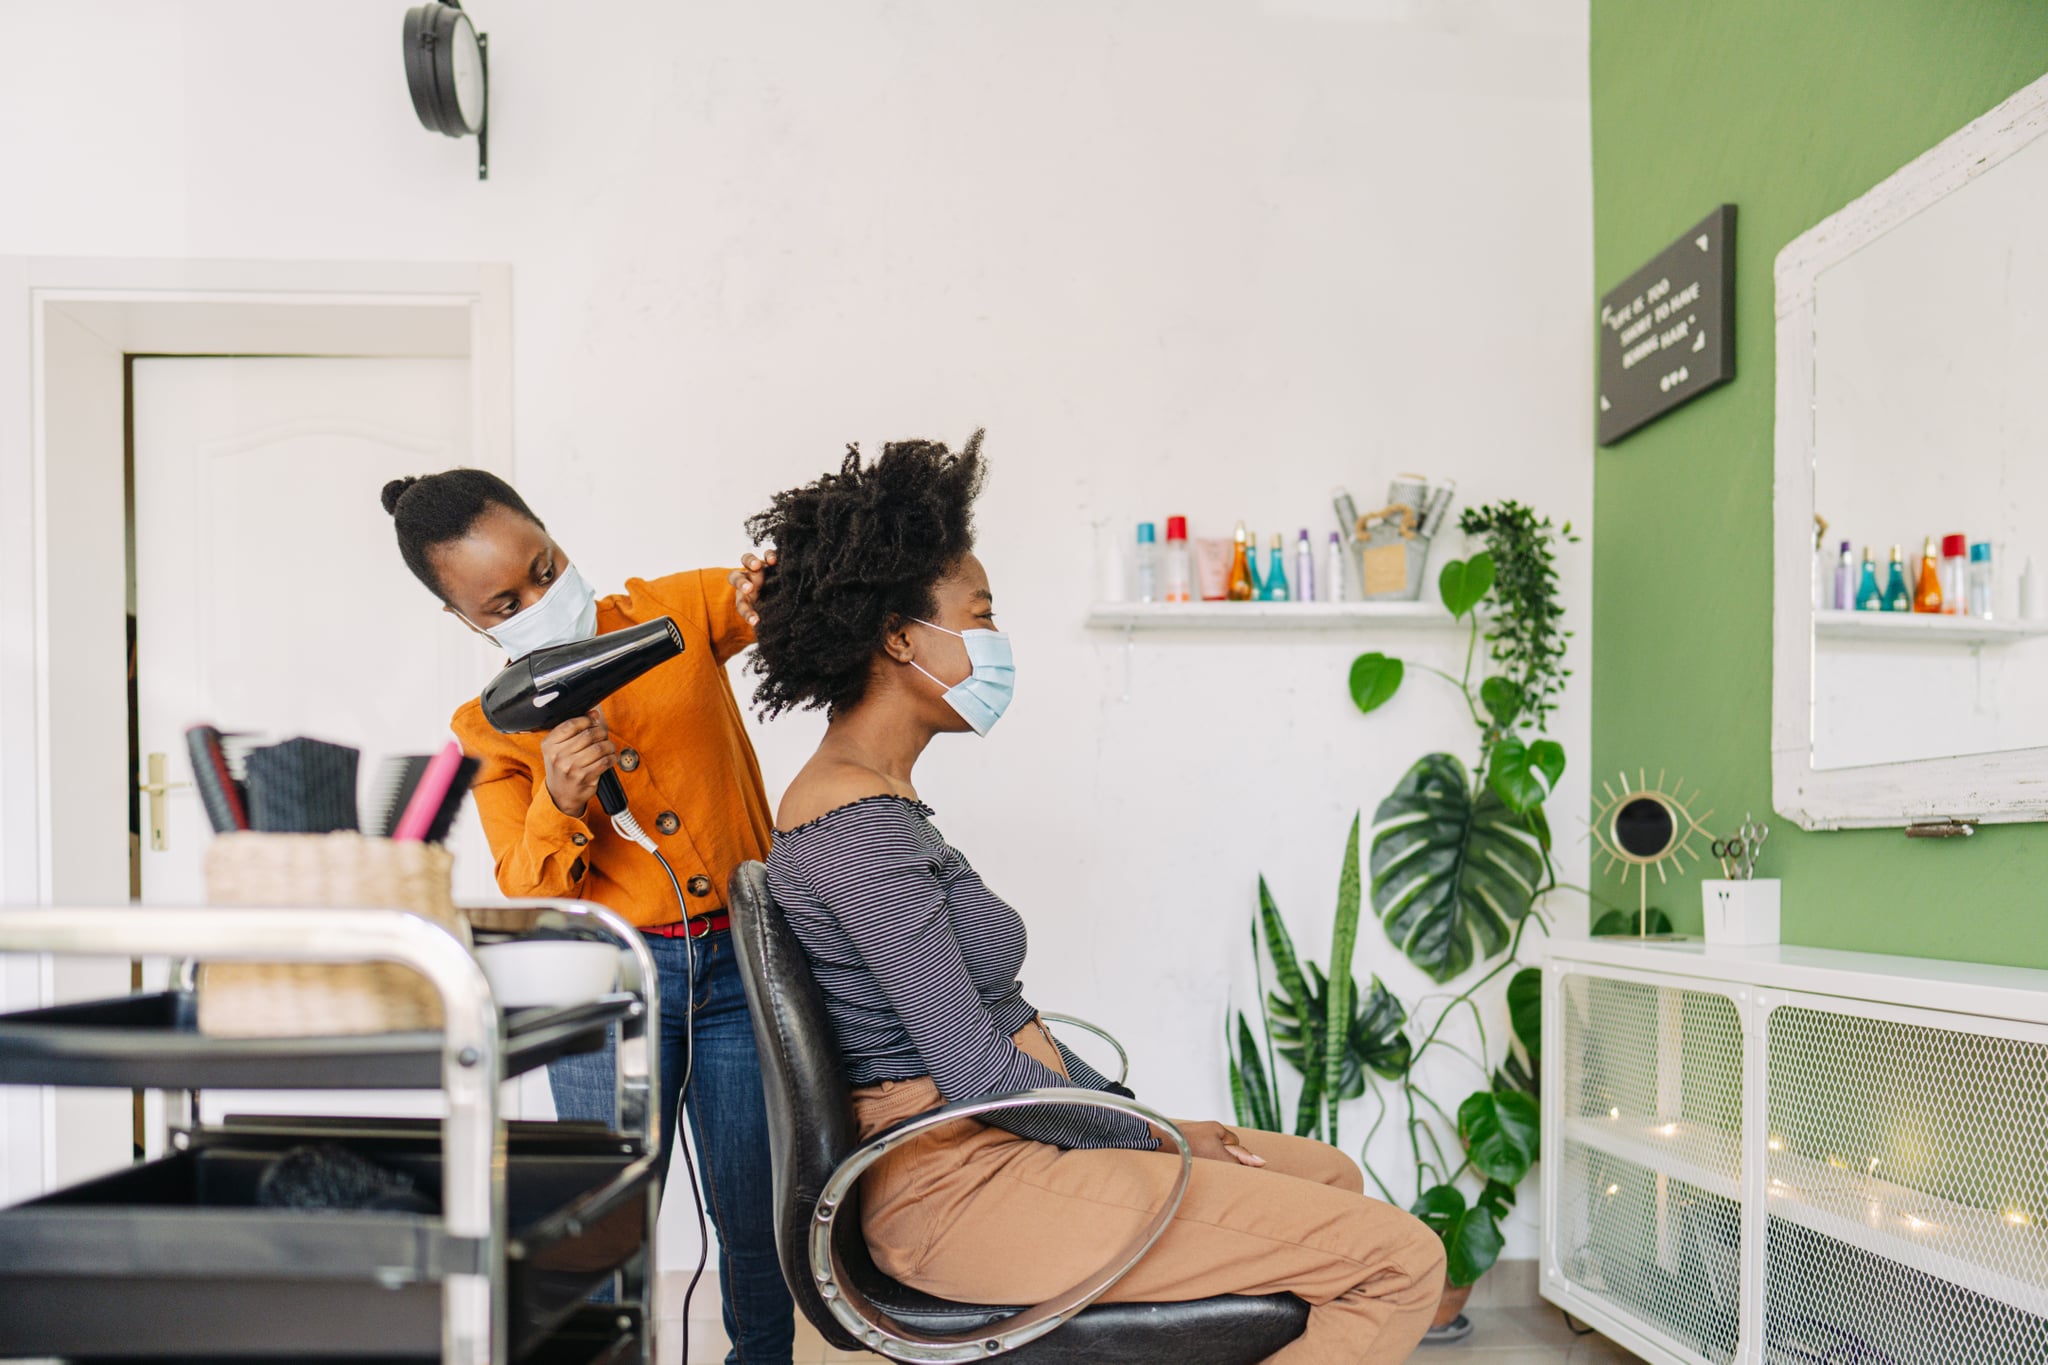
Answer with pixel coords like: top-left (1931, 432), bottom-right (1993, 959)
top-left (660, 1304), bottom-right (1640, 1364)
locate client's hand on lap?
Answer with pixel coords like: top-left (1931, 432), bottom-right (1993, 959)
top-left (1159, 1120), bottom-right (1267, 1167)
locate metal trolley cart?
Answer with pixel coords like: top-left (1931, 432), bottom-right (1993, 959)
top-left (0, 899), bottom-right (661, 1365)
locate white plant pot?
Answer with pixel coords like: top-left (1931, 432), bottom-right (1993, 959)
top-left (1701, 878), bottom-right (1781, 945)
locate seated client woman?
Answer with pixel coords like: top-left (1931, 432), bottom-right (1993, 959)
top-left (744, 433), bottom-right (1445, 1365)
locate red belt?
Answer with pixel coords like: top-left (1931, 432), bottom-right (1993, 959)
top-left (641, 911), bottom-right (728, 939)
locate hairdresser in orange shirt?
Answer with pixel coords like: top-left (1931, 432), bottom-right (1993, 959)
top-left (381, 468), bottom-right (791, 1364)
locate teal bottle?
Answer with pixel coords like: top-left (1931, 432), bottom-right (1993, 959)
top-left (1882, 544), bottom-right (1912, 612)
top-left (1262, 533), bottom-right (1291, 601)
top-left (1854, 547), bottom-right (1883, 611)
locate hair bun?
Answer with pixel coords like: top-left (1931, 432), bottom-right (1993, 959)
top-left (380, 477), bottom-right (420, 516)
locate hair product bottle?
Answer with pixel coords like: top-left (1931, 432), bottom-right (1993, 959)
top-left (1914, 537), bottom-right (1944, 614)
top-left (1327, 532), bottom-right (1348, 603)
top-left (1833, 541), bottom-right (1854, 611)
top-left (1855, 547), bottom-right (1882, 611)
top-left (1163, 516), bottom-right (1192, 602)
top-left (1940, 534), bottom-right (1967, 614)
top-left (1227, 522), bottom-right (1256, 602)
top-left (1969, 541), bottom-right (1994, 619)
top-left (1295, 528), bottom-right (1316, 603)
top-left (1883, 545), bottom-right (1912, 612)
top-left (1262, 533), bottom-right (1291, 601)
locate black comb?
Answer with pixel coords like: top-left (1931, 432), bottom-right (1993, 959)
top-left (422, 756), bottom-right (481, 844)
top-left (244, 737), bottom-right (361, 834)
top-left (366, 754), bottom-right (433, 838)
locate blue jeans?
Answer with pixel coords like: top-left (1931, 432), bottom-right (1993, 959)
top-left (547, 931), bottom-right (795, 1364)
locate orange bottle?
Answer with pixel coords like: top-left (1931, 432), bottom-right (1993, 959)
top-left (1914, 536), bottom-right (1944, 614)
top-left (1227, 521), bottom-right (1256, 601)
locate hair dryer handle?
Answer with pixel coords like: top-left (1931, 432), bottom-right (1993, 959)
top-left (597, 769), bottom-right (628, 818)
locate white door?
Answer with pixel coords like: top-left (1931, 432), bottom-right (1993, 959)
top-left (131, 357), bottom-right (529, 1140)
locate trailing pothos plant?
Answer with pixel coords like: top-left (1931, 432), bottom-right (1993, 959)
top-left (1228, 500), bottom-right (1577, 1290)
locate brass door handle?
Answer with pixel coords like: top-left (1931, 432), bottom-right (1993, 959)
top-left (138, 752), bottom-right (191, 852)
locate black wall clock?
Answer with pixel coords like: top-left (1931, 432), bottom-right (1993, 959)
top-left (403, 3), bottom-right (489, 180)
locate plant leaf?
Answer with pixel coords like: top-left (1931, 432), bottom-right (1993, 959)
top-left (1349, 653), bottom-right (1405, 714)
top-left (1459, 1089), bottom-right (1541, 1187)
top-left (1292, 1063), bottom-right (1325, 1140)
top-left (1494, 1052), bottom-right (1538, 1098)
top-left (1479, 676), bottom-right (1522, 727)
top-left (1370, 753), bottom-right (1546, 983)
top-left (1411, 1182), bottom-right (1505, 1287)
top-left (1506, 966), bottom-right (1542, 1067)
top-left (1486, 738), bottom-right (1547, 813)
top-left (1528, 739), bottom-right (1566, 792)
top-left (1258, 877), bottom-right (1313, 1023)
top-left (1592, 906), bottom-right (1674, 937)
top-left (1323, 815), bottom-right (1362, 1147)
top-left (1477, 1178), bottom-right (1517, 1221)
top-left (1354, 975), bottom-right (1413, 1082)
top-left (1229, 1012), bottom-right (1279, 1133)
top-left (1438, 552), bottom-right (1496, 619)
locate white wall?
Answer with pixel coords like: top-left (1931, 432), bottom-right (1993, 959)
top-left (0, 0), bottom-right (1591, 1260)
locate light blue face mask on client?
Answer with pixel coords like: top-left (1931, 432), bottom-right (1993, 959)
top-left (909, 619), bottom-right (1015, 736)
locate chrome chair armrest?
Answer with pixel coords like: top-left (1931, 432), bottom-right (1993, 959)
top-left (812, 1089), bottom-right (1191, 1362)
top-left (1036, 1012), bottom-right (1130, 1087)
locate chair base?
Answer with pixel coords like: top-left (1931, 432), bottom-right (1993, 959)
top-left (818, 1288), bottom-right (1311, 1364)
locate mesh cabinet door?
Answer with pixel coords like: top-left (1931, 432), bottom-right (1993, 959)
top-left (1551, 967), bottom-right (1748, 1365)
top-left (1762, 999), bottom-right (2048, 1365)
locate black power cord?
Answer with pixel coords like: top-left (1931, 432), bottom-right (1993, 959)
top-left (604, 791), bottom-right (712, 1363)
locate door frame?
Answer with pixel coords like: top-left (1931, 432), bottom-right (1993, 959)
top-left (0, 257), bottom-right (513, 1202)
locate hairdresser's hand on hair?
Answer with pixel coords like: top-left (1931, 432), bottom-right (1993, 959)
top-left (541, 708), bottom-right (616, 815)
top-left (729, 549), bottom-right (776, 628)
top-left (1156, 1120), bottom-right (1266, 1167)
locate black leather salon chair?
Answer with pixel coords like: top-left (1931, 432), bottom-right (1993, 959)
top-left (728, 862), bottom-right (1309, 1363)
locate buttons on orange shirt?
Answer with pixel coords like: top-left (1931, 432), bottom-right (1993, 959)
top-left (687, 875), bottom-right (712, 898)
top-left (618, 748), bottom-right (640, 772)
top-left (571, 832), bottom-right (588, 846)
top-left (656, 811), bottom-right (680, 836)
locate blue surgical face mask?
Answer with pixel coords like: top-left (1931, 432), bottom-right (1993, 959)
top-left (909, 619), bottom-right (1015, 736)
top-left (465, 563), bottom-right (599, 659)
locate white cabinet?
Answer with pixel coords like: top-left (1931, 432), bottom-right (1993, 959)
top-left (1541, 939), bottom-right (2048, 1365)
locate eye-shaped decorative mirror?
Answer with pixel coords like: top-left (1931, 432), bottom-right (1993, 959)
top-left (1775, 70), bottom-right (2048, 829)
top-left (1590, 771), bottom-right (1711, 936)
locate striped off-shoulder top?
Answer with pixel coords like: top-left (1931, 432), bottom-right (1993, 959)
top-left (765, 795), bottom-right (1157, 1151)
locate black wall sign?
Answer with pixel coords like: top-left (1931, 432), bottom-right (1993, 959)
top-left (1597, 205), bottom-right (1736, 446)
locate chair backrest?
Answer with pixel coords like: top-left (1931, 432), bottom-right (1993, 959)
top-left (726, 861), bottom-right (879, 1349)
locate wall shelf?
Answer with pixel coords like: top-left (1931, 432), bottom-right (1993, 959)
top-left (1085, 601), bottom-right (1457, 631)
top-left (1815, 610), bottom-right (2048, 645)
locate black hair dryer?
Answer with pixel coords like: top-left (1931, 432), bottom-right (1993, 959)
top-left (479, 617), bottom-right (684, 816)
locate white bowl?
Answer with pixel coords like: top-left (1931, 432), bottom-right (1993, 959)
top-left (475, 941), bottom-right (619, 1009)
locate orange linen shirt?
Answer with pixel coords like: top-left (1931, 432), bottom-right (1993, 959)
top-left (450, 569), bottom-right (771, 927)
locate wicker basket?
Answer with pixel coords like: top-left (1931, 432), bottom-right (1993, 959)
top-left (197, 832), bottom-right (473, 1038)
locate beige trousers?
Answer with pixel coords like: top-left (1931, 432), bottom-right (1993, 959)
top-left (850, 1022), bottom-right (1445, 1364)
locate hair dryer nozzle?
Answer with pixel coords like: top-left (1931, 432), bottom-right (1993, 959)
top-left (479, 617), bottom-right (685, 735)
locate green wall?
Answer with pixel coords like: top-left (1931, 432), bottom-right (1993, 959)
top-left (1590, 2), bottom-right (2048, 969)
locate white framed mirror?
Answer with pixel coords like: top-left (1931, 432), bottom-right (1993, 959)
top-left (1775, 71), bottom-right (2048, 830)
